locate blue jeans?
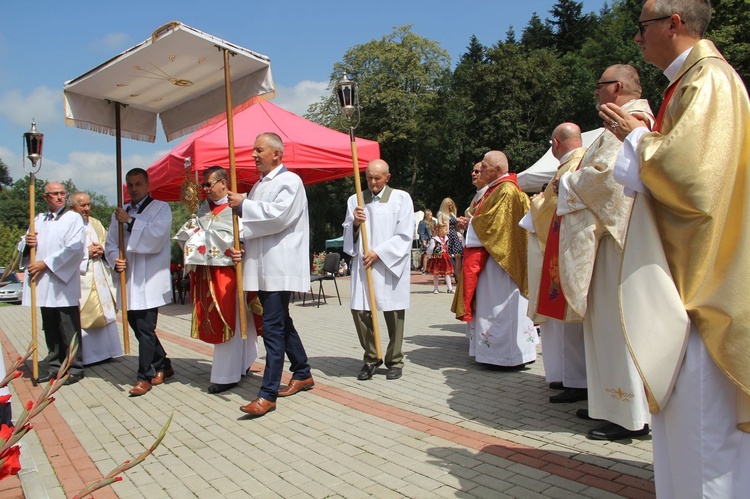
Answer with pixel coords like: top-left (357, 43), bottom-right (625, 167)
top-left (257, 291), bottom-right (311, 401)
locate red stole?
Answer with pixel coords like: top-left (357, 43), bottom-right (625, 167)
top-left (535, 161), bottom-right (582, 320)
top-left (458, 173), bottom-right (520, 322)
top-left (655, 79), bottom-right (680, 132)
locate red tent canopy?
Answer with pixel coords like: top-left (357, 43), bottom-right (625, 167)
top-left (142, 99), bottom-right (380, 201)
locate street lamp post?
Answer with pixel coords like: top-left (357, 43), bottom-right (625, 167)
top-left (23, 120), bottom-right (44, 379)
top-left (335, 74), bottom-right (382, 360)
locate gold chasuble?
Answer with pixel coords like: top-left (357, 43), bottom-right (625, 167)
top-left (452, 175), bottom-right (529, 320)
top-left (628, 40), bottom-right (750, 431)
top-left (527, 148), bottom-right (586, 323)
top-left (558, 99), bottom-right (653, 317)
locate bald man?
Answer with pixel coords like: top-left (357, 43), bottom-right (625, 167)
top-left (556, 65), bottom-right (653, 440)
top-left (453, 151), bottom-right (537, 368)
top-left (343, 159), bottom-right (414, 381)
top-left (522, 123), bottom-right (587, 401)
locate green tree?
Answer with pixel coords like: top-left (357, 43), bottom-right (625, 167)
top-left (548, 0), bottom-right (599, 53)
top-left (709, 0), bottom-right (750, 86)
top-left (521, 13), bottom-right (555, 50)
top-left (0, 158), bottom-right (12, 189)
top-left (308, 25), bottom-right (451, 193)
top-left (0, 222), bottom-right (25, 267)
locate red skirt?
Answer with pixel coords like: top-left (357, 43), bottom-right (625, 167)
top-left (427, 254), bottom-right (454, 276)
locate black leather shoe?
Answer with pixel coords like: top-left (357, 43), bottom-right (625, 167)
top-left (386, 367), bottom-right (402, 380)
top-left (588, 422), bottom-right (650, 441)
top-left (357, 361), bottom-right (383, 381)
top-left (549, 381), bottom-right (565, 390)
top-left (35, 373), bottom-right (55, 384)
top-left (575, 408), bottom-right (601, 421)
top-left (549, 388), bottom-right (588, 403)
top-left (64, 374), bottom-right (84, 386)
top-left (208, 383), bottom-right (237, 394)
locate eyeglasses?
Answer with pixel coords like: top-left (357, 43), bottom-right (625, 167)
top-left (638, 15), bottom-right (673, 37)
top-left (471, 169), bottom-right (481, 175)
top-left (595, 80), bottom-right (619, 90)
top-left (200, 179), bottom-right (221, 189)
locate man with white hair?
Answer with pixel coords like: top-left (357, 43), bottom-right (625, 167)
top-left (454, 151), bottom-right (537, 368)
top-left (70, 192), bottom-right (122, 365)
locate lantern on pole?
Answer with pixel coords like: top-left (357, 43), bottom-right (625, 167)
top-left (22, 120), bottom-right (44, 380)
top-left (335, 74), bottom-right (382, 360)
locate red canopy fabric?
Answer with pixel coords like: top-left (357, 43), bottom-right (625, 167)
top-left (142, 99), bottom-right (380, 201)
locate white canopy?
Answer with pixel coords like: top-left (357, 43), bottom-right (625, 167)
top-left (63, 21), bottom-right (275, 142)
top-left (517, 128), bottom-right (604, 193)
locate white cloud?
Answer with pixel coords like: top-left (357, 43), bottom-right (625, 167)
top-left (0, 145), bottom-right (168, 204)
top-left (0, 86), bottom-right (61, 128)
top-left (92, 32), bottom-right (132, 52)
top-left (272, 80), bottom-right (330, 117)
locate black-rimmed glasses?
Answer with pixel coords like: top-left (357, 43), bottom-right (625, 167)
top-left (595, 80), bottom-right (620, 90)
top-left (471, 169), bottom-right (481, 175)
top-left (638, 15), bottom-right (672, 37)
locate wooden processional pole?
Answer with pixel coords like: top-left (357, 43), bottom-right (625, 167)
top-left (115, 103), bottom-right (131, 354)
top-left (222, 48), bottom-right (248, 337)
top-left (349, 128), bottom-right (382, 360)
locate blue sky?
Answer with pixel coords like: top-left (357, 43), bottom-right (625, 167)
top-left (0, 0), bottom-right (607, 202)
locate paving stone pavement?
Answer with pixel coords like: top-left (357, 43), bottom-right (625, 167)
top-left (0, 272), bottom-right (655, 498)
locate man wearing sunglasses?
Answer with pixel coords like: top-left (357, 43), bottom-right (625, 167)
top-left (174, 166), bottom-right (259, 395)
top-left (555, 65), bottom-right (654, 441)
top-left (602, 0), bottom-right (750, 496)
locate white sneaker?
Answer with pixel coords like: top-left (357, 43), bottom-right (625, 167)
top-left (447, 289), bottom-right (454, 294)
top-left (433, 289), bottom-right (440, 294)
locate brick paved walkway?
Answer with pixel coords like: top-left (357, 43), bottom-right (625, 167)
top-left (0, 272), bottom-right (654, 498)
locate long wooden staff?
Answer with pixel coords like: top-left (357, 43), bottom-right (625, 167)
top-left (349, 129), bottom-right (382, 360)
top-left (28, 172), bottom-right (39, 379)
top-left (222, 48), bottom-right (248, 337)
top-left (114, 103), bottom-right (131, 354)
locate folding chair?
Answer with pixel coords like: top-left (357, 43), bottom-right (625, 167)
top-left (304, 252), bottom-right (341, 307)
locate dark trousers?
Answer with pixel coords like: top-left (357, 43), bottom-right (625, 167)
top-left (40, 306), bottom-right (84, 377)
top-left (351, 309), bottom-right (405, 368)
top-left (257, 291), bottom-right (311, 402)
top-left (127, 308), bottom-right (170, 381)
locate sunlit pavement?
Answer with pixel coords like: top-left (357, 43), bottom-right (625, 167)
top-left (0, 271), bottom-right (654, 498)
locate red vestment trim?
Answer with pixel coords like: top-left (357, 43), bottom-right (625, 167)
top-left (655, 79), bottom-right (681, 132)
top-left (536, 215), bottom-right (567, 319)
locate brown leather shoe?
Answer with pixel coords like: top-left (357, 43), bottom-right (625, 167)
top-left (129, 380), bottom-right (152, 396)
top-left (151, 366), bottom-right (175, 386)
top-left (277, 377), bottom-right (314, 397)
top-left (239, 397), bottom-right (276, 417)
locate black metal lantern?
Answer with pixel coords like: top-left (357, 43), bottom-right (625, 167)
top-left (335, 73), bottom-right (360, 126)
top-left (23, 120), bottom-right (44, 172)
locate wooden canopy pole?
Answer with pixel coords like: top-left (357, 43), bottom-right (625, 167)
top-left (222, 48), bottom-right (248, 337)
top-left (114, 103), bottom-right (131, 354)
top-left (349, 129), bottom-right (382, 360)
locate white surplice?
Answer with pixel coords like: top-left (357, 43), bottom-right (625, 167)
top-left (105, 198), bottom-right (172, 310)
top-left (20, 210), bottom-right (85, 307)
top-left (343, 187), bottom-right (413, 312)
top-left (240, 165), bottom-right (310, 293)
top-left (80, 218), bottom-right (122, 365)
